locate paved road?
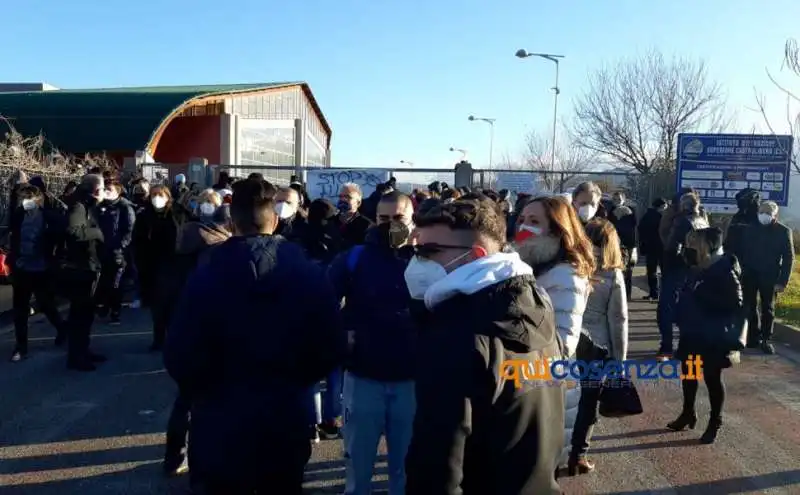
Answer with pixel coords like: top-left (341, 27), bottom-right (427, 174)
top-left (1, 281), bottom-right (799, 494)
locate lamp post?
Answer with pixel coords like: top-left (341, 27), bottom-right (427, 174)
top-left (468, 115), bottom-right (496, 169)
top-left (449, 147), bottom-right (468, 160)
top-left (515, 49), bottom-right (563, 171)
top-left (399, 160), bottom-right (414, 167)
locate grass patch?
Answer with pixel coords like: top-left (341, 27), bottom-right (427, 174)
top-left (775, 257), bottom-right (800, 327)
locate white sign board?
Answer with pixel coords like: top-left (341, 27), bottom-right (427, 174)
top-left (495, 172), bottom-right (540, 194)
top-left (306, 169), bottom-right (390, 201)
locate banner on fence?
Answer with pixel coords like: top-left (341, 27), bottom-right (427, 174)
top-left (306, 169), bottom-right (390, 201)
top-left (676, 133), bottom-right (793, 214)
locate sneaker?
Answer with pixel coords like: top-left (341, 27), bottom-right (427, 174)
top-left (10, 349), bottom-right (27, 362)
top-left (319, 420), bottom-right (341, 439)
top-left (163, 457), bottom-right (189, 477)
top-left (309, 425), bottom-right (320, 444)
top-left (130, 299), bottom-right (141, 309)
top-left (761, 342), bottom-right (775, 355)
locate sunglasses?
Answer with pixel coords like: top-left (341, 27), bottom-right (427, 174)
top-left (414, 243), bottom-right (472, 258)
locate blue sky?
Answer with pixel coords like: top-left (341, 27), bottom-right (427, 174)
top-left (5, 0), bottom-right (800, 169)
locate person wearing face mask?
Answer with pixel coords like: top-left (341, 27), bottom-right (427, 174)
top-left (513, 196), bottom-right (595, 478)
top-left (327, 192), bottom-right (418, 493)
top-left (404, 198), bottom-right (564, 495)
top-left (132, 185), bottom-right (180, 351)
top-left (274, 187), bottom-right (308, 244)
top-left (336, 182), bottom-right (373, 249)
top-left (638, 198), bottom-right (668, 301)
top-left (164, 178), bottom-right (345, 494)
top-left (7, 184), bottom-right (69, 362)
top-left (668, 227), bottom-right (742, 444)
top-left (607, 191), bottom-right (638, 300)
top-left (567, 218), bottom-right (628, 476)
top-left (572, 181), bottom-right (607, 224)
top-left (95, 181), bottom-right (136, 325)
top-left (160, 188), bottom-right (231, 476)
top-left (737, 201), bottom-right (793, 354)
top-left (658, 192), bottom-right (709, 362)
top-left (62, 174), bottom-right (107, 371)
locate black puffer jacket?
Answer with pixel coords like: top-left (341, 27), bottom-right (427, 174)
top-left (406, 274), bottom-right (563, 495)
top-left (676, 254), bottom-right (743, 368)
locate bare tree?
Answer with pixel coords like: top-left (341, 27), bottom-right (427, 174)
top-left (572, 49), bottom-right (730, 174)
top-left (522, 128), bottom-right (595, 191)
top-left (752, 38), bottom-right (800, 173)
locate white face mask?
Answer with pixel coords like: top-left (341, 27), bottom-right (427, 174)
top-left (577, 205), bottom-right (597, 222)
top-left (520, 224), bottom-right (543, 236)
top-left (275, 201), bottom-right (296, 220)
top-left (152, 196), bottom-right (168, 209)
top-left (22, 199), bottom-right (37, 211)
top-left (199, 202), bottom-right (216, 216)
top-left (404, 256), bottom-right (448, 300)
top-left (758, 213), bottom-right (773, 225)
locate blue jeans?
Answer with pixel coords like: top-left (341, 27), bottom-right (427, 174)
top-left (307, 367), bottom-right (344, 425)
top-left (343, 372), bottom-right (416, 495)
top-left (657, 271), bottom-right (683, 353)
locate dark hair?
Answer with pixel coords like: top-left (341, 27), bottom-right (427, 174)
top-left (107, 180), bottom-right (124, 194)
top-left (441, 188), bottom-right (461, 202)
top-left (231, 179), bottom-right (276, 234)
top-left (16, 184), bottom-right (42, 200)
top-left (651, 197), bottom-right (667, 208)
top-left (248, 173), bottom-right (265, 181)
top-left (415, 198), bottom-right (506, 245)
top-left (379, 191), bottom-right (413, 208)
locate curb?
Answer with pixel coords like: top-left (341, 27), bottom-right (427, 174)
top-left (774, 320), bottom-right (800, 349)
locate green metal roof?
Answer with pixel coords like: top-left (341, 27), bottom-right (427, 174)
top-left (0, 82), bottom-right (305, 155)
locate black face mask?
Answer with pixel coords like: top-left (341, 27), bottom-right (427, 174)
top-left (375, 221), bottom-right (410, 249)
top-left (683, 247), bottom-right (699, 266)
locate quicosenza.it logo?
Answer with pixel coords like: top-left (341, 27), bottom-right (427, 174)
top-left (502, 356), bottom-right (704, 389)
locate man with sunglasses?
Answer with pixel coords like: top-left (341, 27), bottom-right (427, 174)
top-left (404, 198), bottom-right (564, 495)
top-left (328, 192), bottom-right (418, 495)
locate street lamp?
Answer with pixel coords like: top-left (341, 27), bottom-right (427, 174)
top-left (468, 115), bottom-right (496, 169)
top-left (400, 160), bottom-right (415, 166)
top-left (449, 147), bottom-right (467, 160)
top-left (516, 49), bottom-right (564, 171)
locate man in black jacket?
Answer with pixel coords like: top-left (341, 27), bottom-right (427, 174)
top-left (63, 174), bottom-right (106, 371)
top-left (638, 198), bottom-right (668, 300)
top-left (608, 191), bottom-right (638, 300)
top-left (742, 201), bottom-right (794, 354)
top-left (404, 198), bottom-right (564, 495)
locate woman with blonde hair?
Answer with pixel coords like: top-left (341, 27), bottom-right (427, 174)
top-left (567, 217), bottom-right (629, 475)
top-left (514, 195), bottom-right (595, 474)
top-left (667, 227), bottom-right (741, 444)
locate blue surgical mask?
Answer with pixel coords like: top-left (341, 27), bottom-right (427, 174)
top-left (337, 200), bottom-right (352, 213)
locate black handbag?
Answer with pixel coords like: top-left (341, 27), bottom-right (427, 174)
top-left (598, 377), bottom-right (644, 418)
top-left (723, 309), bottom-right (748, 351)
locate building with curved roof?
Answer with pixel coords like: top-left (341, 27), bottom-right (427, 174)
top-left (0, 82), bottom-right (332, 175)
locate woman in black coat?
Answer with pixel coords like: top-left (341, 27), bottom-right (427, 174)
top-left (667, 227), bottom-right (742, 444)
top-left (132, 184), bottom-right (181, 351)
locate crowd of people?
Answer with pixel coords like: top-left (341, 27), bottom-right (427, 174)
top-left (3, 168), bottom-right (794, 494)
